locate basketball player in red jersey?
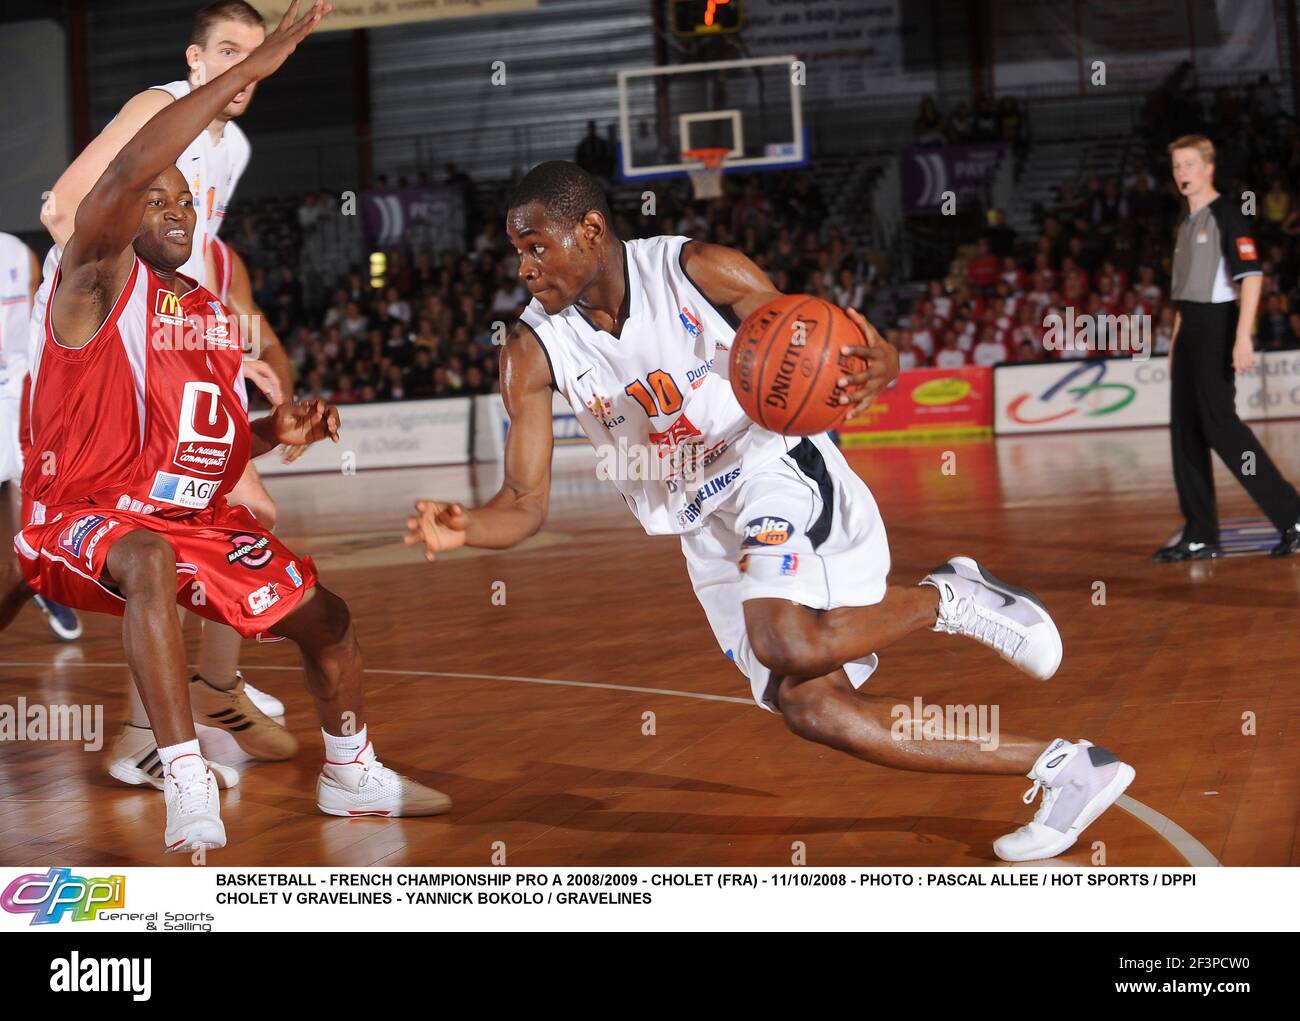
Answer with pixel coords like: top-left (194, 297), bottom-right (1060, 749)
top-left (9, 0), bottom-right (449, 853)
top-left (39, 0), bottom-right (297, 772)
top-left (408, 161), bottom-right (1137, 862)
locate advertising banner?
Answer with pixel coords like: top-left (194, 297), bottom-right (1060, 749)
top-left (994, 352), bottom-right (1300, 435)
top-left (841, 365), bottom-right (993, 445)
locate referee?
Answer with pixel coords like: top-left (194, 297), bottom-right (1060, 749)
top-left (1154, 135), bottom-right (1300, 561)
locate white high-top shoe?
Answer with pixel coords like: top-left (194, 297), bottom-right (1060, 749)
top-left (317, 742), bottom-right (452, 817)
top-left (163, 753), bottom-right (227, 854)
top-left (994, 739), bottom-right (1136, 862)
top-left (921, 556), bottom-right (1063, 680)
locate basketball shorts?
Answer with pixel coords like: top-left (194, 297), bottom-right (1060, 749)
top-left (13, 501), bottom-right (317, 638)
top-left (682, 432), bottom-right (891, 712)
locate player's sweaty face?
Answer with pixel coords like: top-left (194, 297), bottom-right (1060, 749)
top-left (134, 167), bottom-right (197, 272)
top-left (507, 203), bottom-right (595, 315)
top-left (188, 20), bottom-right (267, 118)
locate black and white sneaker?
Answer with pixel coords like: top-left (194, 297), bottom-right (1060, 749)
top-left (1270, 523), bottom-right (1300, 558)
top-left (920, 556), bottom-right (1063, 681)
top-left (1152, 539), bottom-right (1222, 563)
top-left (106, 724), bottom-right (240, 790)
top-left (32, 595), bottom-right (83, 641)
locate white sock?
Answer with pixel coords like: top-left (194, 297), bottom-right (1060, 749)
top-left (322, 725), bottom-right (368, 763)
top-left (157, 739), bottom-right (202, 772)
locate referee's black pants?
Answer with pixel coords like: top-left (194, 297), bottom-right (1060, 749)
top-left (1171, 301), bottom-right (1300, 542)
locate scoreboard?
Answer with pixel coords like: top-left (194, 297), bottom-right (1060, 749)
top-left (671, 0), bottom-right (744, 36)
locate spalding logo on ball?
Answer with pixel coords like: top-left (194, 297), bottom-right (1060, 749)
top-left (729, 294), bottom-right (866, 435)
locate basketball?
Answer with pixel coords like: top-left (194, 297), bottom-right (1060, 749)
top-left (728, 294), bottom-right (866, 435)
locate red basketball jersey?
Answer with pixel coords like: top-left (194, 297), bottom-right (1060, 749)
top-left (24, 256), bottom-right (250, 521)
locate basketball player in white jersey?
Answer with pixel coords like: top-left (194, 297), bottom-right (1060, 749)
top-left (0, 231), bottom-right (83, 641)
top-left (407, 162), bottom-right (1137, 862)
top-left (37, 0), bottom-right (296, 780)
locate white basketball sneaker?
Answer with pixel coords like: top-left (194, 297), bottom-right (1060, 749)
top-left (239, 673), bottom-right (285, 717)
top-left (921, 556), bottom-right (1063, 680)
top-left (994, 739), bottom-right (1136, 862)
top-left (317, 742), bottom-right (452, 817)
top-left (163, 753), bottom-right (227, 853)
top-left (107, 723), bottom-right (240, 790)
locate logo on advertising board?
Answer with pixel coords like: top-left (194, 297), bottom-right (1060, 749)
top-left (1004, 361), bottom-right (1137, 427)
top-left (912, 378), bottom-right (972, 406)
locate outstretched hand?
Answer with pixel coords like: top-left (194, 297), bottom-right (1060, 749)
top-left (271, 398), bottom-right (340, 447)
top-left (240, 0), bottom-right (333, 84)
top-left (837, 307), bottom-right (899, 420)
top-left (404, 501), bottom-right (471, 561)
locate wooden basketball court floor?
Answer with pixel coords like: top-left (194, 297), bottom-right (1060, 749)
top-left (3, 422), bottom-right (1298, 868)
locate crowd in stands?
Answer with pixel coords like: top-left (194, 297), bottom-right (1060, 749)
top-left (912, 93), bottom-right (1027, 151)
top-left (225, 167), bottom-right (877, 406)
top-left (893, 78), bottom-right (1300, 371)
top-left (226, 76), bottom-right (1300, 406)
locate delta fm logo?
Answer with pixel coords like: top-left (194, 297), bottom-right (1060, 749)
top-left (1005, 361), bottom-right (1137, 425)
top-left (742, 515), bottom-right (795, 547)
top-left (1, 867), bottom-right (125, 925)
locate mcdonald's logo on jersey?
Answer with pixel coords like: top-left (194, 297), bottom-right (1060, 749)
top-left (155, 289), bottom-right (185, 326)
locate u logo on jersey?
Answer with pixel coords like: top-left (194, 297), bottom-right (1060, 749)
top-left (174, 381), bottom-right (234, 477)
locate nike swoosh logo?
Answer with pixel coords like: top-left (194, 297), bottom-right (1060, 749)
top-left (577, 368), bottom-right (594, 380)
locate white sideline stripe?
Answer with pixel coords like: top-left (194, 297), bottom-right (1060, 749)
top-left (1114, 795), bottom-right (1221, 867)
top-left (0, 659), bottom-right (1221, 866)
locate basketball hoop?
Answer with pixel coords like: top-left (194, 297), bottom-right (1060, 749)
top-left (682, 147), bottom-right (730, 200)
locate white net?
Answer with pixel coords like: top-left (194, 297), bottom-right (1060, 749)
top-left (683, 149), bottom-right (728, 200)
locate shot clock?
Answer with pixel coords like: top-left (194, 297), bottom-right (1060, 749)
top-left (671, 0), bottom-right (744, 36)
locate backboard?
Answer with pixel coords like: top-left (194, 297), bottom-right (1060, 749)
top-left (616, 54), bottom-right (807, 183)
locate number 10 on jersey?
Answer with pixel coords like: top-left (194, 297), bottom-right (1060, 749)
top-left (625, 370), bottom-right (684, 418)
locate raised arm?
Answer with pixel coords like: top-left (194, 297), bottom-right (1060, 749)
top-left (680, 241), bottom-right (900, 416)
top-left (52, 0), bottom-right (329, 349)
top-left (40, 88), bottom-right (175, 250)
top-left (405, 321), bottom-right (555, 559)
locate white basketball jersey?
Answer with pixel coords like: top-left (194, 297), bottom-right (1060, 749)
top-left (148, 80), bottom-right (251, 284)
top-left (522, 235), bottom-right (791, 535)
top-left (0, 232), bottom-right (33, 384)
top-left (30, 82), bottom-right (250, 369)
